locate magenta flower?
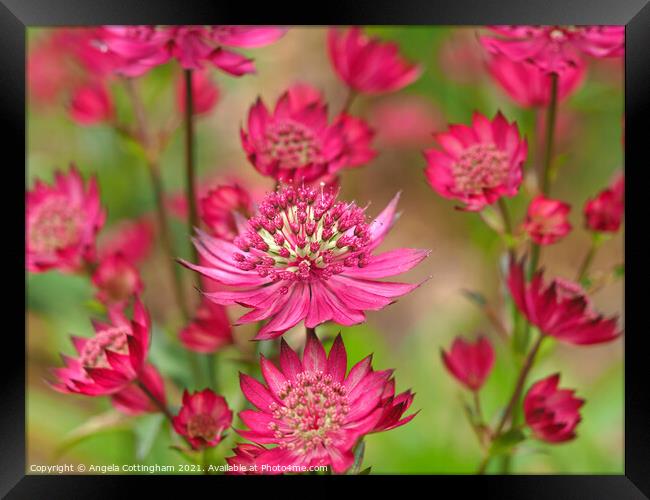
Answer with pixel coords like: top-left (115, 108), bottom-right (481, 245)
top-left (173, 389), bottom-right (233, 449)
top-left (226, 443), bottom-right (267, 475)
top-left (327, 27), bottom-right (421, 95)
top-left (423, 112), bottom-right (527, 211)
top-left (49, 298), bottom-right (151, 396)
top-left (488, 53), bottom-right (586, 108)
top-left (334, 114), bottom-right (377, 168)
top-left (522, 195), bottom-right (572, 245)
top-left (92, 253), bottom-right (144, 306)
top-left (98, 25), bottom-right (286, 77)
top-left (26, 166), bottom-right (106, 273)
top-left (181, 185), bottom-right (429, 340)
top-left (98, 217), bottom-right (154, 265)
top-left (176, 68), bottom-right (220, 116)
top-left (69, 83), bottom-right (114, 125)
top-left (179, 299), bottom-right (233, 354)
top-left (199, 183), bottom-right (253, 241)
top-left (507, 259), bottom-right (620, 345)
top-left (480, 26), bottom-right (624, 74)
top-left (441, 336), bottom-right (495, 391)
top-left (584, 172), bottom-right (625, 233)
top-left (524, 373), bottom-right (584, 443)
top-left (110, 364), bottom-right (166, 416)
top-left (237, 333), bottom-right (416, 473)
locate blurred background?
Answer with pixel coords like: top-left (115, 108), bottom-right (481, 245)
top-left (26, 27), bottom-right (623, 473)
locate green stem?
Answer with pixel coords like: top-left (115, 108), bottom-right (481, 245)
top-left (577, 235), bottom-right (601, 283)
top-left (497, 198), bottom-right (515, 261)
top-left (136, 379), bottom-right (174, 422)
top-left (540, 72), bottom-right (559, 195)
top-left (184, 69), bottom-right (200, 274)
top-left (341, 89), bottom-right (358, 114)
top-left (351, 439), bottom-right (366, 475)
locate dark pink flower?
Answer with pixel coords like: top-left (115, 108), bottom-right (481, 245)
top-left (200, 183), bottom-right (253, 241)
top-left (441, 336), bottom-right (495, 391)
top-left (237, 333), bottom-right (416, 473)
top-left (507, 259), bottom-right (620, 345)
top-left (488, 53), bottom-right (585, 108)
top-left (181, 185), bottom-right (429, 340)
top-left (327, 27), bottom-right (421, 95)
top-left (92, 253), bottom-right (144, 305)
top-left (524, 373), bottom-right (584, 443)
top-left (179, 299), bottom-right (233, 354)
top-left (333, 114), bottom-right (377, 169)
top-left (49, 298), bottom-right (151, 396)
top-left (240, 84), bottom-right (347, 183)
top-left (110, 363), bottom-right (166, 416)
top-left (522, 195), bottom-right (572, 245)
top-left (69, 83), bottom-right (114, 125)
top-left (172, 389), bottom-right (233, 449)
top-left (423, 112), bottom-right (527, 211)
top-left (26, 166), bottom-right (106, 273)
top-left (480, 26), bottom-right (624, 74)
top-left (98, 218), bottom-right (155, 265)
top-left (225, 443), bottom-right (267, 475)
top-left (176, 69), bottom-right (220, 116)
top-left (584, 172), bottom-right (625, 233)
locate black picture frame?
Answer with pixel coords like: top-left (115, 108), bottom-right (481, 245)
top-left (2, 0), bottom-right (648, 497)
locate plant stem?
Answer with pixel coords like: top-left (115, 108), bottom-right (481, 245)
top-left (184, 69), bottom-right (200, 274)
top-left (497, 198), bottom-right (515, 261)
top-left (136, 379), bottom-right (174, 422)
top-left (341, 89), bottom-right (358, 114)
top-left (351, 439), bottom-right (366, 474)
top-left (540, 72), bottom-right (559, 195)
top-left (577, 235), bottom-right (601, 283)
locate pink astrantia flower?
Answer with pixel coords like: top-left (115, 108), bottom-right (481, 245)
top-left (441, 336), bottom-right (495, 391)
top-left (423, 112), bottom-right (527, 211)
top-left (480, 26), bottom-right (624, 74)
top-left (98, 26), bottom-right (286, 77)
top-left (181, 185), bottom-right (429, 340)
top-left (176, 68), bottom-right (220, 116)
top-left (226, 443), bottom-right (267, 475)
top-left (333, 114), bottom-right (377, 168)
top-left (98, 218), bottom-right (155, 265)
top-left (524, 373), bottom-right (584, 443)
top-left (240, 84), bottom-right (349, 183)
top-left (179, 299), bottom-right (233, 354)
top-left (200, 184), bottom-right (253, 241)
top-left (172, 389), bottom-right (233, 449)
top-left (49, 298), bottom-right (151, 396)
top-left (507, 259), bottom-right (620, 345)
top-left (237, 333), bottom-right (416, 473)
top-left (92, 253), bottom-right (144, 305)
top-left (26, 166), bottom-right (106, 273)
top-left (522, 195), bottom-right (572, 245)
top-left (327, 27), bottom-right (421, 95)
top-left (110, 363), bottom-right (166, 416)
top-left (584, 172), bottom-right (625, 233)
top-left (488, 53), bottom-right (586, 108)
top-left (69, 83), bottom-right (114, 125)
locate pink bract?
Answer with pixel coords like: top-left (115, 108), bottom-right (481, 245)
top-left (480, 25), bottom-right (624, 74)
top-left (172, 389), bottom-right (233, 449)
top-left (179, 299), bottom-right (233, 354)
top-left (507, 259), bottom-right (620, 345)
top-left (26, 166), bottom-right (106, 273)
top-left (92, 253), bottom-right (144, 305)
top-left (423, 111), bottom-right (527, 211)
top-left (180, 185), bottom-right (429, 340)
top-left (441, 336), bottom-right (495, 391)
top-left (49, 298), bottom-right (151, 396)
top-left (524, 373), bottom-right (584, 443)
top-left (584, 172), bottom-right (625, 233)
top-left (176, 68), bottom-right (220, 116)
top-left (69, 83), bottom-right (114, 125)
top-left (200, 183), bottom-right (253, 241)
top-left (522, 195), bottom-right (572, 245)
top-left (327, 27), bottom-right (421, 95)
top-left (226, 443), bottom-right (267, 475)
top-left (98, 217), bottom-right (155, 265)
top-left (237, 333), bottom-right (416, 473)
top-left (110, 363), bottom-right (166, 416)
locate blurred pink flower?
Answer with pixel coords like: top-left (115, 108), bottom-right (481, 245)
top-left (179, 299), bottom-right (233, 354)
top-left (480, 26), bottom-right (624, 74)
top-left (225, 443), bottom-right (267, 475)
top-left (26, 166), bottom-right (106, 273)
top-left (424, 111), bottom-right (527, 211)
top-left (237, 333), bottom-right (416, 473)
top-left (110, 364), bottom-right (166, 415)
top-left (173, 389), bottom-right (233, 449)
top-left (488, 53), bottom-right (585, 108)
top-left (49, 298), bottom-right (151, 396)
top-left (181, 185), bottom-right (429, 340)
top-left (98, 218), bottom-right (155, 265)
top-left (92, 253), bottom-right (144, 305)
top-left (441, 336), bottom-right (494, 391)
top-left (522, 195), bottom-right (572, 245)
top-left (176, 69), bottom-right (220, 116)
top-left (69, 83), bottom-right (114, 125)
top-left (524, 373), bottom-right (584, 443)
top-left (327, 27), bottom-right (421, 95)
top-left (584, 172), bottom-right (625, 233)
top-left (333, 114), bottom-right (377, 168)
top-left (200, 183), bottom-right (253, 241)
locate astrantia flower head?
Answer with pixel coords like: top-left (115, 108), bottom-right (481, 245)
top-left (92, 253), bottom-right (144, 305)
top-left (98, 217), bottom-right (154, 265)
top-left (26, 166), bottom-right (106, 273)
top-left (237, 333), bottom-right (416, 473)
top-left (524, 373), bottom-right (584, 443)
top-left (522, 195), bottom-right (572, 245)
top-left (327, 27), bottom-right (421, 95)
top-left (584, 172), bottom-right (624, 233)
top-left (480, 25), bottom-right (624, 74)
top-left (69, 83), bottom-right (114, 125)
top-left (173, 389), bottom-right (233, 449)
top-left (50, 298), bottom-right (151, 396)
top-left (441, 336), bottom-right (495, 391)
top-left (507, 259), bottom-right (620, 345)
top-left (488, 53), bottom-right (586, 108)
top-left (179, 299), bottom-right (233, 354)
top-left (181, 185), bottom-right (429, 340)
top-left (200, 183), bottom-right (252, 241)
top-left (424, 111), bottom-right (527, 211)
